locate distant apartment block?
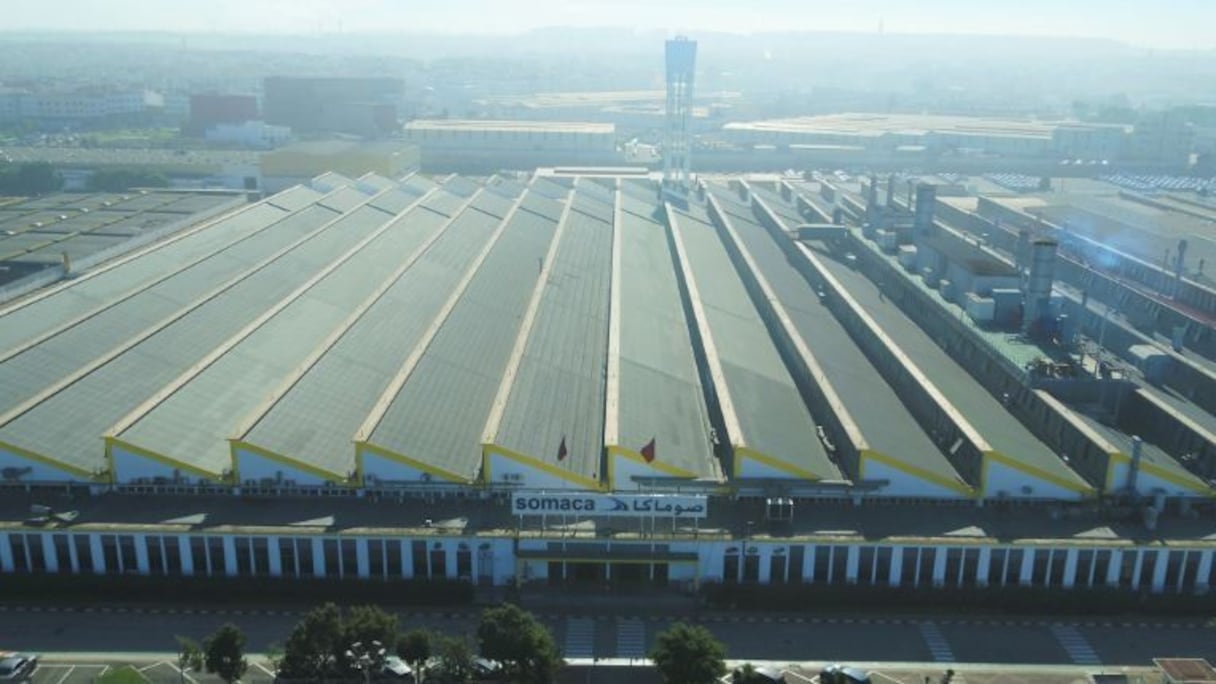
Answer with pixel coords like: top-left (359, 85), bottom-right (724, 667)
top-left (262, 76), bottom-right (403, 137)
top-left (404, 119), bottom-right (620, 172)
top-left (186, 93), bottom-right (260, 136)
top-left (0, 86), bottom-right (164, 128)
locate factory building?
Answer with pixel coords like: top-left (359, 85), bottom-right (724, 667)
top-left (263, 76), bottom-right (403, 137)
top-left (405, 120), bottom-right (622, 173)
top-left (1, 168), bottom-right (1216, 595)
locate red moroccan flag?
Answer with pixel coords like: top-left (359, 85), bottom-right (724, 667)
top-left (640, 437), bottom-right (656, 463)
top-left (557, 436), bottom-right (568, 461)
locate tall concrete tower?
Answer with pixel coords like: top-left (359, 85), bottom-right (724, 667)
top-left (663, 36), bottom-right (697, 192)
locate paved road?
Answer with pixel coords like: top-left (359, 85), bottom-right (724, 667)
top-left (2, 603), bottom-right (1213, 671)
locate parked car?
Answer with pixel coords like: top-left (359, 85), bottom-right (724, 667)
top-left (820, 664), bottom-right (872, 684)
top-left (0, 653), bottom-right (38, 682)
top-left (379, 656), bottom-right (414, 681)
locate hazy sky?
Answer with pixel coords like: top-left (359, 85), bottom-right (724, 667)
top-left (0, 0), bottom-right (1210, 49)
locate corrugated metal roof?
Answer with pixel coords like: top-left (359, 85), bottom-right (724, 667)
top-left (494, 193), bottom-right (614, 481)
top-left (713, 184), bottom-right (964, 488)
top-left (242, 197), bottom-right (505, 470)
top-left (0, 205), bottom-right (391, 475)
top-left (368, 190), bottom-right (563, 479)
top-left (614, 185), bottom-right (717, 480)
top-left (669, 200), bottom-right (839, 480)
top-left (0, 202), bottom-right (289, 353)
top-left (118, 195), bottom-right (463, 477)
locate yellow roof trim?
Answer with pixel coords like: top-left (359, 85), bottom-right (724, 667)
top-left (106, 436), bottom-right (229, 483)
top-left (356, 440), bottom-right (471, 485)
top-left (482, 442), bottom-right (605, 491)
top-left (606, 444), bottom-right (698, 489)
top-left (984, 451), bottom-right (1096, 497)
top-left (860, 449), bottom-right (974, 497)
top-left (734, 445), bottom-right (824, 481)
top-left (229, 439), bottom-right (354, 486)
top-left (0, 438), bottom-right (100, 480)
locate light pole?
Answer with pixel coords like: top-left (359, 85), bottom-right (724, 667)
top-left (346, 640), bottom-right (386, 684)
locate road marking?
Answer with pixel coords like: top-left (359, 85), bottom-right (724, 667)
top-left (54, 665), bottom-right (76, 684)
top-left (918, 621), bottom-right (955, 663)
top-left (1051, 624), bottom-right (1102, 665)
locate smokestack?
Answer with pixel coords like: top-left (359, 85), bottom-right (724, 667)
top-left (866, 174), bottom-right (879, 224)
top-left (914, 183), bottom-right (936, 236)
top-left (1016, 229), bottom-right (1031, 273)
top-left (1127, 435), bottom-right (1144, 493)
top-left (1176, 238), bottom-right (1188, 281)
top-left (1022, 239), bottom-right (1057, 334)
top-left (886, 174), bottom-right (896, 207)
top-left (61, 251), bottom-right (71, 277)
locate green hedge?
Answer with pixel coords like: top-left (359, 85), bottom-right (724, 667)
top-left (700, 581), bottom-right (1216, 617)
top-left (0, 573), bottom-right (474, 607)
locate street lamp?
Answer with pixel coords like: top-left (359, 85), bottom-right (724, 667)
top-left (345, 640), bottom-right (386, 684)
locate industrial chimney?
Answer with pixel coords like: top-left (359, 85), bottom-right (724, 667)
top-left (1022, 239), bottom-right (1058, 334)
top-left (886, 174), bottom-right (896, 207)
top-left (914, 183), bottom-right (936, 236)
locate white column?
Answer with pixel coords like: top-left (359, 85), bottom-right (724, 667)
top-left (222, 537), bottom-right (238, 578)
top-left (444, 541), bottom-right (457, 580)
top-left (1151, 551), bottom-right (1169, 594)
top-left (1061, 549), bottom-right (1078, 589)
top-left (976, 548), bottom-right (991, 588)
top-left (1131, 550), bottom-right (1144, 589)
top-left (802, 546), bottom-right (815, 583)
top-left (402, 540), bottom-right (413, 579)
top-left (312, 539), bottom-right (327, 579)
top-left (356, 539), bottom-right (370, 580)
top-left (888, 546), bottom-right (903, 587)
top-left (179, 537), bottom-right (194, 577)
top-left (931, 548), bottom-right (947, 587)
top-left (267, 537), bottom-right (282, 578)
top-left (1196, 550), bottom-right (1213, 594)
top-left (758, 547), bottom-right (772, 585)
top-left (134, 535), bottom-right (151, 576)
top-left (1105, 549), bottom-right (1121, 587)
top-left (1019, 548), bottom-right (1035, 586)
top-left (0, 533), bottom-right (13, 572)
top-left (89, 534), bottom-right (105, 575)
top-left (67, 535), bottom-right (80, 574)
top-left (42, 535), bottom-right (59, 573)
top-left (845, 546), bottom-right (859, 584)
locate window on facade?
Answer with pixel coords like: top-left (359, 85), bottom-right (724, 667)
top-left (51, 534), bottom-right (70, 573)
top-left (918, 547), bottom-right (936, 586)
top-left (830, 545), bottom-right (850, 584)
top-left (456, 545), bottom-right (472, 580)
top-left (857, 547), bottom-right (875, 585)
top-left (1075, 550), bottom-right (1095, 588)
top-left (1164, 550), bottom-right (1186, 592)
top-left (297, 538), bottom-right (315, 577)
top-left (1031, 549), bottom-right (1050, 586)
top-left (189, 537), bottom-right (207, 576)
top-left (429, 544), bottom-right (446, 580)
top-left (722, 549), bottom-right (739, 584)
top-left (987, 549), bottom-right (1006, 586)
top-left (1092, 550), bottom-right (1111, 588)
top-left (253, 538), bottom-right (270, 576)
top-left (234, 538), bottom-right (253, 577)
top-left (1141, 550), bottom-right (1160, 589)
top-left (342, 540), bottom-right (360, 579)
top-left (1048, 549), bottom-right (1067, 587)
top-left (386, 541), bottom-right (403, 578)
top-left (101, 535), bottom-right (120, 573)
top-left (411, 541), bottom-right (429, 579)
top-left (118, 536), bottom-right (137, 574)
top-left (787, 546), bottom-right (804, 582)
top-left (770, 551), bottom-right (788, 584)
top-left (900, 548), bottom-right (919, 587)
top-left (960, 549), bottom-right (979, 587)
top-left (164, 537), bottom-right (182, 576)
top-left (7, 535), bottom-right (29, 573)
top-left (368, 540), bottom-right (386, 579)
top-left (874, 547), bottom-right (892, 586)
top-left (1120, 551), bottom-right (1139, 589)
top-left (1181, 551), bottom-right (1202, 594)
top-left (1006, 549), bottom-right (1025, 586)
top-left (323, 540), bottom-right (340, 578)
top-left (73, 535), bottom-right (93, 574)
top-left (147, 537), bottom-right (166, 576)
top-left (944, 548), bottom-right (963, 586)
top-left (206, 537), bottom-right (226, 577)
top-left (741, 551), bottom-right (760, 584)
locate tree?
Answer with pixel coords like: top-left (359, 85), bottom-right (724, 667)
top-left (203, 623), bottom-right (248, 684)
top-left (341, 604), bottom-right (398, 676)
top-left (279, 603), bottom-right (344, 681)
top-left (477, 603), bottom-right (560, 684)
top-left (650, 622), bottom-right (726, 684)
top-left (431, 634), bottom-right (475, 684)
top-left (397, 629), bottom-right (433, 683)
top-left (175, 635), bottom-right (203, 684)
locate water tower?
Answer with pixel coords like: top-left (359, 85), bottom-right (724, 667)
top-left (663, 36), bottom-right (697, 193)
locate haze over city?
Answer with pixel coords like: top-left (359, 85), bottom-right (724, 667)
top-left (2, 0), bottom-right (1214, 49)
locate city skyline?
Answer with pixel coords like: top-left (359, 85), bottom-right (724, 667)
top-left (0, 0), bottom-right (1211, 50)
